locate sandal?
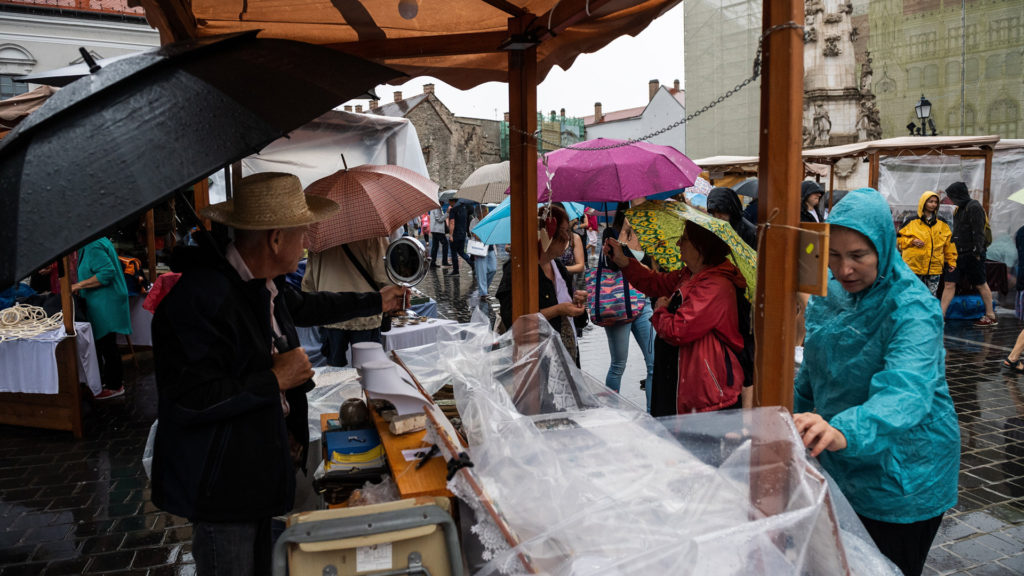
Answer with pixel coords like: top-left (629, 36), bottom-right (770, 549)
top-left (1002, 356), bottom-right (1024, 373)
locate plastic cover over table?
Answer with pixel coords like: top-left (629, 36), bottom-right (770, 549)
top-left (394, 310), bottom-right (899, 576)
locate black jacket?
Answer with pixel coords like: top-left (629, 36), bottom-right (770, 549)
top-left (947, 185), bottom-right (986, 257)
top-left (151, 242), bottom-right (381, 521)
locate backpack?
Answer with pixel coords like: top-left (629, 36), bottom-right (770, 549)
top-left (119, 255), bottom-right (150, 295)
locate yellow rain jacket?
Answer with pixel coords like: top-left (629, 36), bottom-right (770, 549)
top-left (897, 191), bottom-right (957, 275)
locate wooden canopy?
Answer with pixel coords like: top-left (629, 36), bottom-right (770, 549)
top-left (128, 0), bottom-right (680, 90)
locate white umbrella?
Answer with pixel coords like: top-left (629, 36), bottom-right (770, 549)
top-left (455, 161), bottom-right (510, 204)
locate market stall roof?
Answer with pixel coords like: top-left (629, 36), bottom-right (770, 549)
top-left (802, 135), bottom-right (1001, 162)
top-left (995, 138), bottom-right (1024, 150)
top-left (693, 154), bottom-right (829, 177)
top-left (129, 0), bottom-right (681, 90)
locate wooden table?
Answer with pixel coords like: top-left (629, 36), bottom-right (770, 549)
top-left (320, 411), bottom-right (451, 500)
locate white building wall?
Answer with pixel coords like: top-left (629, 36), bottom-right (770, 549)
top-left (0, 11), bottom-right (157, 83)
top-left (587, 89), bottom-right (686, 152)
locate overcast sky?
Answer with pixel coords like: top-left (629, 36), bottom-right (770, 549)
top-left (345, 3), bottom-right (684, 121)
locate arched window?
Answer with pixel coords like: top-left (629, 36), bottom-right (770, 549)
top-left (908, 67), bottom-right (922, 90)
top-left (965, 58), bottom-right (979, 82)
top-left (1005, 51), bottom-right (1022, 78)
top-left (947, 104), bottom-right (976, 135)
top-left (0, 44), bottom-right (35, 99)
top-left (945, 61), bottom-right (960, 86)
top-left (988, 99), bottom-right (1019, 136)
top-left (985, 54), bottom-right (1003, 79)
top-left (923, 64), bottom-right (939, 87)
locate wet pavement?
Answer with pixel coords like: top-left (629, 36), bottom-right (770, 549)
top-left (0, 261), bottom-right (1022, 575)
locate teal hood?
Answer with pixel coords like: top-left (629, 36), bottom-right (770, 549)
top-left (825, 187), bottom-right (907, 299)
top-left (794, 187), bottom-right (960, 524)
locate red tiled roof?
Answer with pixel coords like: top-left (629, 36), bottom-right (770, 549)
top-left (583, 87), bottom-right (685, 126)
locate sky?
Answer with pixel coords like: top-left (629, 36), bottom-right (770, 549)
top-left (344, 3), bottom-right (684, 121)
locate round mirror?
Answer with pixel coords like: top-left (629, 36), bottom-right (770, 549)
top-left (384, 236), bottom-right (427, 287)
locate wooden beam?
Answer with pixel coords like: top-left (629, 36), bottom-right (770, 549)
top-left (479, 0), bottom-right (527, 16)
top-left (131, 0), bottom-right (197, 42)
top-left (534, 0), bottom-right (617, 42)
top-left (145, 210), bottom-right (158, 284)
top-left (508, 16), bottom-right (539, 322)
top-left (59, 256), bottom-right (75, 335)
top-left (329, 31), bottom-right (508, 59)
top-left (754, 0), bottom-right (803, 411)
top-left (868, 152), bottom-right (879, 189)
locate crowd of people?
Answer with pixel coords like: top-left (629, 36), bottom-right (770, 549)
top-left (8, 165), bottom-right (1023, 576)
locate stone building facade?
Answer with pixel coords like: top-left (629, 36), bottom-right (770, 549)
top-left (367, 84), bottom-right (502, 192)
top-left (685, 0), bottom-right (1023, 159)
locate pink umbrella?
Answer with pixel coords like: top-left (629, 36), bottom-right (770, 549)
top-left (304, 164), bottom-right (439, 252)
top-left (535, 138), bottom-right (702, 203)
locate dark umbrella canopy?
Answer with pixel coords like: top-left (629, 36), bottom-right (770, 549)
top-left (0, 31), bottom-right (400, 289)
top-left (732, 178), bottom-right (758, 199)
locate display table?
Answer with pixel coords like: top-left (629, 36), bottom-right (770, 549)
top-left (369, 407), bottom-right (452, 499)
top-left (382, 319), bottom-right (457, 352)
top-left (409, 298), bottom-right (438, 319)
top-left (117, 296), bottom-right (153, 347)
top-left (0, 322), bottom-right (102, 395)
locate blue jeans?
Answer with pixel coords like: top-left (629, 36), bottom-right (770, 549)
top-left (474, 249), bottom-right (498, 296)
top-left (193, 517), bottom-right (272, 576)
top-left (603, 300), bottom-right (655, 410)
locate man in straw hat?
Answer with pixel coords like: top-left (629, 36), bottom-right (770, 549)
top-left (150, 172), bottom-right (408, 575)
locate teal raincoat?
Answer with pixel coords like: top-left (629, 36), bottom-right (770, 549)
top-left (77, 238), bottom-right (132, 340)
top-left (795, 188), bottom-right (959, 524)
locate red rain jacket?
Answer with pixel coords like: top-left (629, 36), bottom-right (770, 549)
top-left (623, 259), bottom-right (746, 413)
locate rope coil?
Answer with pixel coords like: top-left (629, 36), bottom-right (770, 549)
top-left (0, 303), bottom-right (64, 343)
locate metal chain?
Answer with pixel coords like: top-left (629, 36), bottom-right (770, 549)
top-left (510, 21), bottom-right (804, 153)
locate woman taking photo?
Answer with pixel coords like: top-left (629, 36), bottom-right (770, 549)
top-left (497, 203), bottom-right (588, 366)
top-left (604, 221), bottom-right (746, 416)
top-left (794, 188), bottom-right (959, 576)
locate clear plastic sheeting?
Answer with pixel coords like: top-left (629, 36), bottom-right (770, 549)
top-left (426, 313), bottom-right (896, 576)
top-left (878, 149), bottom-right (1024, 247)
top-left (307, 366), bottom-right (363, 443)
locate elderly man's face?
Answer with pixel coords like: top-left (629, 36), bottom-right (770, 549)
top-left (275, 227), bottom-right (307, 274)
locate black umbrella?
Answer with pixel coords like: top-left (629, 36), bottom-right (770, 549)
top-left (0, 30), bottom-right (400, 289)
top-left (732, 178), bottom-right (758, 199)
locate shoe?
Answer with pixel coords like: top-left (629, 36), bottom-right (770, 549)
top-left (444, 270), bottom-right (459, 276)
top-left (974, 316), bottom-right (998, 327)
top-left (640, 379), bottom-right (646, 391)
top-left (94, 386), bottom-right (125, 400)
top-left (1002, 356), bottom-right (1024, 373)
top-left (431, 264), bottom-right (440, 269)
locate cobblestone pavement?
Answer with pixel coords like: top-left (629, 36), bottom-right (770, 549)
top-left (0, 262), bottom-right (1022, 575)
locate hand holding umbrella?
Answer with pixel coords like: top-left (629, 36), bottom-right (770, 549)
top-left (603, 237), bottom-right (630, 269)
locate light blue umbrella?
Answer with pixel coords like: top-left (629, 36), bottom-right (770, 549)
top-left (472, 198), bottom-right (585, 245)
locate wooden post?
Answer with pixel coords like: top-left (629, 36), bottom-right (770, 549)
top-left (982, 147), bottom-right (993, 213)
top-left (193, 177), bottom-right (212, 231)
top-left (59, 255), bottom-right (75, 335)
top-left (868, 152), bottom-right (880, 189)
top-left (827, 161), bottom-right (835, 211)
top-left (145, 210), bottom-right (158, 284)
top-left (507, 16), bottom-right (539, 320)
top-left (754, 0), bottom-right (803, 410)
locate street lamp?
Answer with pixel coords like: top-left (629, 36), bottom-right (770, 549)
top-left (910, 94), bottom-right (937, 136)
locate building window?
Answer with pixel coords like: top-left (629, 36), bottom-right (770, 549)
top-left (946, 24), bottom-right (979, 51)
top-left (0, 75), bottom-right (28, 100)
top-left (986, 54), bottom-right (1003, 79)
top-left (989, 17), bottom-right (1021, 45)
top-left (945, 61), bottom-right (960, 86)
top-left (947, 104), bottom-right (976, 136)
top-left (923, 64), bottom-right (938, 88)
top-left (966, 58), bottom-right (979, 83)
top-left (1006, 51), bottom-right (1022, 79)
top-left (988, 99), bottom-right (1019, 136)
top-left (908, 67), bottom-right (922, 90)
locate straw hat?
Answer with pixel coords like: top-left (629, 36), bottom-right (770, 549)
top-left (201, 172), bottom-right (339, 230)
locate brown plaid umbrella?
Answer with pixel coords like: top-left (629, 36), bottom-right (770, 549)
top-left (304, 164), bottom-right (439, 252)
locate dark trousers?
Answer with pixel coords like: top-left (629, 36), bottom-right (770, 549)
top-left (320, 327), bottom-right (382, 367)
top-left (858, 512), bottom-right (943, 576)
top-left (94, 332), bottom-right (124, 390)
top-left (430, 232), bottom-right (450, 265)
top-left (193, 517), bottom-right (272, 576)
top-left (450, 236), bottom-right (472, 272)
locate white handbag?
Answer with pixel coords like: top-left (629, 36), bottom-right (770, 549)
top-left (466, 239), bottom-right (489, 257)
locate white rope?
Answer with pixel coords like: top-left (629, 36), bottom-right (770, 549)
top-left (0, 303), bottom-right (64, 343)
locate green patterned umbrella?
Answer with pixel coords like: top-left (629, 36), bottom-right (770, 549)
top-left (626, 200), bottom-right (757, 302)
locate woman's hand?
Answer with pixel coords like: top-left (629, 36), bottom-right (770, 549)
top-left (602, 237), bottom-right (629, 268)
top-left (558, 301), bottom-right (586, 317)
top-left (793, 412), bottom-right (847, 457)
top-left (911, 239), bottom-right (925, 248)
top-left (654, 296), bottom-right (670, 310)
top-left (571, 290), bottom-right (588, 308)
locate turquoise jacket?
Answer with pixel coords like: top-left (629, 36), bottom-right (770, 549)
top-left (77, 238), bottom-right (132, 340)
top-left (795, 188), bottom-right (959, 524)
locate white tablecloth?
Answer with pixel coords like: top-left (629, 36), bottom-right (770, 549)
top-left (0, 322), bottom-right (102, 395)
top-left (381, 319), bottom-right (458, 352)
top-left (116, 296), bottom-right (153, 347)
